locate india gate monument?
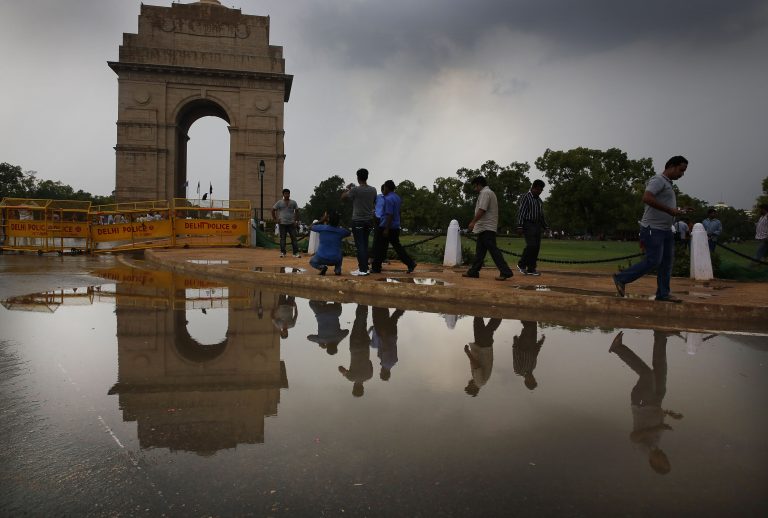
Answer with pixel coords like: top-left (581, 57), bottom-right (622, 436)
top-left (109, 0), bottom-right (292, 209)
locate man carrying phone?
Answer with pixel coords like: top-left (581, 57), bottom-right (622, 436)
top-left (613, 156), bottom-right (689, 302)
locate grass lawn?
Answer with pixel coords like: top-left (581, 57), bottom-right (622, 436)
top-left (400, 235), bottom-right (768, 279)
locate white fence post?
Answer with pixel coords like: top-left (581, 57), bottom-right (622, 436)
top-left (690, 222), bottom-right (713, 280)
top-left (443, 219), bottom-right (462, 266)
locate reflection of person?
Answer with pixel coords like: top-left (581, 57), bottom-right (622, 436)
top-left (754, 204), bottom-right (768, 263)
top-left (371, 307), bottom-right (404, 381)
top-left (371, 180), bottom-right (416, 274)
top-left (342, 168), bottom-right (377, 276)
top-left (513, 321), bottom-right (545, 390)
top-left (272, 188), bottom-right (301, 258)
top-left (271, 294), bottom-right (297, 338)
top-left (463, 317), bottom-right (502, 396)
top-left (339, 305), bottom-right (373, 396)
top-left (307, 300), bottom-right (349, 355)
top-left (463, 176), bottom-right (514, 281)
top-left (609, 330), bottom-right (684, 475)
top-left (702, 208), bottom-right (722, 253)
top-left (309, 211), bottom-right (351, 276)
top-left (613, 156), bottom-right (689, 303)
top-left (516, 179), bottom-right (548, 276)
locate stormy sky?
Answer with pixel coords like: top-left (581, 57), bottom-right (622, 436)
top-left (1, 0), bottom-right (766, 209)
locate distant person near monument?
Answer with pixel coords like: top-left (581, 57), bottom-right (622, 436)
top-left (272, 188), bottom-right (301, 258)
top-left (702, 208), bottom-right (722, 253)
top-left (342, 168), bottom-right (377, 276)
top-left (754, 203), bottom-right (768, 263)
top-left (612, 156), bottom-right (689, 302)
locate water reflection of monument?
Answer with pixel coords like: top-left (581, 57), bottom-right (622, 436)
top-left (105, 268), bottom-right (288, 454)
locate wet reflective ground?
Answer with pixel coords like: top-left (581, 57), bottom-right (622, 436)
top-left (1, 261), bottom-right (767, 516)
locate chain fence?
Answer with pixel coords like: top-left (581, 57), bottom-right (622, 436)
top-left (715, 242), bottom-right (768, 266)
top-left (464, 234), bottom-right (644, 264)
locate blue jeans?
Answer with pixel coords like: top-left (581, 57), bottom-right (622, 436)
top-left (615, 226), bottom-right (674, 299)
top-left (755, 239), bottom-right (768, 262)
top-left (351, 220), bottom-right (372, 272)
top-left (310, 254), bottom-right (342, 274)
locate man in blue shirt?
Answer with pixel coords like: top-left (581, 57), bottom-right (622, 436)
top-left (701, 208), bottom-right (722, 253)
top-left (309, 211), bottom-right (351, 275)
top-left (370, 180), bottom-right (416, 274)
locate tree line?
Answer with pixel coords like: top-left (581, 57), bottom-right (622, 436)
top-left (303, 147), bottom-right (768, 243)
top-left (4, 146), bottom-right (767, 242)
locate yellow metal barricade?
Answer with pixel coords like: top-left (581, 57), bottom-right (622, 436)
top-left (0, 198), bottom-right (54, 253)
top-left (47, 200), bottom-right (91, 253)
top-left (172, 198), bottom-right (251, 248)
top-left (89, 201), bottom-right (172, 253)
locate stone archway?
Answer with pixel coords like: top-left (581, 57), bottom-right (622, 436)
top-left (109, 0), bottom-right (292, 209)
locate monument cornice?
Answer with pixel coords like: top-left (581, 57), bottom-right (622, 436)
top-left (108, 61), bottom-right (293, 101)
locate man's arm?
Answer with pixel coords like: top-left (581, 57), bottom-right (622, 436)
top-left (468, 208), bottom-right (486, 232)
top-left (642, 191), bottom-right (685, 217)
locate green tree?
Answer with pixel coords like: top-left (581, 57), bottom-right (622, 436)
top-left (398, 183), bottom-right (442, 232)
top-left (0, 162), bottom-right (36, 199)
top-left (535, 147), bottom-right (654, 237)
top-left (755, 176), bottom-right (768, 212)
top-left (455, 160), bottom-right (531, 231)
top-left (303, 175), bottom-right (350, 224)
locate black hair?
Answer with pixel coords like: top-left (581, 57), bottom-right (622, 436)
top-left (356, 168), bottom-right (369, 181)
top-left (665, 156), bottom-right (688, 169)
top-left (532, 179), bottom-right (545, 189)
top-left (470, 176), bottom-right (487, 187)
top-left (384, 179), bottom-right (396, 191)
top-left (282, 188), bottom-right (290, 194)
top-left (328, 210), bottom-right (340, 226)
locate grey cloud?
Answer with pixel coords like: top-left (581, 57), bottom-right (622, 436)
top-left (299, 0), bottom-right (768, 69)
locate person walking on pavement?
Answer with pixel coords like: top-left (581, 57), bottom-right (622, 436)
top-left (370, 180), bottom-right (417, 274)
top-left (701, 208), bottom-right (722, 253)
top-left (272, 188), bottom-right (301, 258)
top-left (463, 176), bottom-right (514, 281)
top-left (342, 168), bottom-right (377, 276)
top-left (516, 179), bottom-right (548, 276)
top-left (612, 156), bottom-right (689, 302)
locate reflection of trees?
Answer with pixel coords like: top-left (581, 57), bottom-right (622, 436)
top-left (108, 279), bottom-right (287, 454)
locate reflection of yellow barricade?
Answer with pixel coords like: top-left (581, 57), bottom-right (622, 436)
top-left (172, 198), bottom-right (251, 248)
top-left (89, 201), bottom-right (172, 253)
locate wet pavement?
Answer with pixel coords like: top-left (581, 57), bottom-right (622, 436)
top-left (1, 255), bottom-right (767, 516)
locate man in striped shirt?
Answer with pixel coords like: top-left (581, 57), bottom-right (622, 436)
top-left (755, 203), bottom-right (768, 263)
top-left (516, 179), bottom-right (548, 276)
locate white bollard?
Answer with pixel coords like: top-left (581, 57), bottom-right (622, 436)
top-left (307, 220), bottom-right (319, 255)
top-left (690, 222), bottom-right (713, 280)
top-left (686, 332), bottom-right (703, 355)
top-left (443, 219), bottom-right (463, 266)
top-left (250, 219), bottom-right (258, 247)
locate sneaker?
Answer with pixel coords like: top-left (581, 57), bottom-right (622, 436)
top-left (350, 269), bottom-right (369, 276)
top-left (407, 263), bottom-right (417, 274)
top-left (526, 270), bottom-right (541, 276)
top-left (319, 266), bottom-right (328, 276)
top-left (495, 273), bottom-right (513, 281)
top-left (293, 253), bottom-right (302, 258)
top-left (656, 295), bottom-right (683, 303)
top-left (462, 272), bottom-right (479, 278)
top-left (612, 275), bottom-right (625, 297)
top-left (279, 252), bottom-right (286, 258)
top-left (517, 263), bottom-right (526, 274)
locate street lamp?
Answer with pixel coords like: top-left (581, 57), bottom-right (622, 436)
top-left (259, 159), bottom-right (265, 228)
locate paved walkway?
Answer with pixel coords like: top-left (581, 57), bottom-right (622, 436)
top-left (144, 248), bottom-right (768, 334)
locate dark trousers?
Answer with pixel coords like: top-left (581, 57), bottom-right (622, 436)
top-left (351, 220), bottom-right (372, 272)
top-left (372, 228), bottom-right (415, 272)
top-left (278, 223), bottom-right (298, 254)
top-left (612, 332), bottom-right (668, 406)
top-left (519, 221), bottom-right (543, 272)
top-left (467, 230), bottom-right (513, 277)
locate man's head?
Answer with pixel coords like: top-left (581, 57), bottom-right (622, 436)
top-left (760, 203), bottom-right (768, 215)
top-left (327, 210), bottom-right (340, 227)
top-left (380, 367), bottom-right (391, 381)
top-left (663, 156), bottom-right (688, 180)
top-left (282, 188), bottom-right (291, 200)
top-left (707, 208), bottom-right (717, 218)
top-left (352, 381), bottom-right (365, 397)
top-left (531, 179), bottom-right (545, 197)
top-left (356, 168), bottom-right (369, 183)
top-left (470, 176), bottom-right (487, 193)
top-left (383, 180), bottom-right (396, 194)
top-left (524, 372), bottom-right (538, 390)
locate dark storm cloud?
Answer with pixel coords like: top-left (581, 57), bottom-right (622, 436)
top-left (300, 0), bottom-right (768, 68)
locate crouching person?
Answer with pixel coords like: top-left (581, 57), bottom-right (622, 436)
top-left (309, 211), bottom-right (351, 276)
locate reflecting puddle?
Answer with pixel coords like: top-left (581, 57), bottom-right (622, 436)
top-left (1, 264), bottom-right (767, 515)
top-left (253, 266), bottom-right (307, 274)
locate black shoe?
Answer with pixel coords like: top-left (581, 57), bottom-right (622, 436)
top-left (319, 266), bottom-right (328, 276)
top-left (517, 263), bottom-right (526, 275)
top-left (495, 273), bottom-right (513, 281)
top-left (656, 295), bottom-right (682, 303)
top-left (462, 272), bottom-right (479, 278)
top-left (612, 275), bottom-right (625, 297)
top-left (407, 263), bottom-right (417, 274)
top-left (525, 270), bottom-right (541, 277)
